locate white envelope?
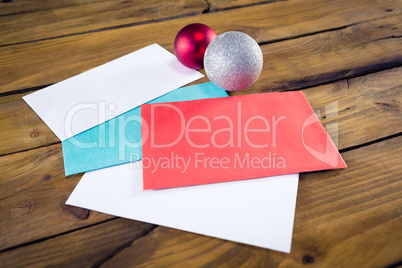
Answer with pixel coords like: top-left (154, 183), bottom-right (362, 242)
top-left (67, 162), bottom-right (299, 253)
top-left (23, 44), bottom-right (203, 141)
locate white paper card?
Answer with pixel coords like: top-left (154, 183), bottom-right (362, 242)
top-left (67, 163), bottom-right (299, 253)
top-left (23, 44), bottom-right (204, 141)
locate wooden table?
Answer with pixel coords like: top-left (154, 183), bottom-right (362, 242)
top-left (1, 0), bottom-right (401, 267)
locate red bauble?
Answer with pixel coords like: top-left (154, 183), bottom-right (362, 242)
top-left (174, 23), bottom-right (217, 69)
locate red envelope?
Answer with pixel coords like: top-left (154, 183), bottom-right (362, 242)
top-left (141, 91), bottom-right (346, 190)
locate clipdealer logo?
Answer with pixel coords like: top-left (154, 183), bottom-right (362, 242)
top-left (64, 99), bottom-right (340, 171)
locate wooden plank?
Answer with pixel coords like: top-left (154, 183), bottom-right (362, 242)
top-left (236, 14), bottom-right (402, 94)
top-left (0, 0), bottom-right (208, 46)
top-left (0, 143), bottom-right (112, 251)
top-left (0, 218), bottom-right (155, 268)
top-left (303, 67), bottom-right (402, 150)
top-left (0, 0), bottom-right (276, 17)
top-left (0, 0), bottom-right (400, 93)
top-left (0, 224), bottom-right (267, 267)
top-left (2, 136), bottom-right (399, 267)
top-left (0, 92), bottom-right (59, 156)
top-left (208, 0), bottom-right (284, 11)
top-left (0, 67), bottom-right (400, 251)
top-left (0, 0), bottom-right (105, 16)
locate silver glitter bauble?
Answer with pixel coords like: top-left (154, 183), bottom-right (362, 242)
top-left (204, 31), bottom-right (263, 91)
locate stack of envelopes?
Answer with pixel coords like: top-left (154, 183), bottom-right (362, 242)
top-left (23, 44), bottom-right (346, 253)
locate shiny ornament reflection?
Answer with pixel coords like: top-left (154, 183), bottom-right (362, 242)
top-left (174, 23), bottom-right (217, 69)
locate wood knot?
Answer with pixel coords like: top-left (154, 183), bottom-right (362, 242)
top-left (61, 202), bottom-right (90, 220)
top-left (12, 200), bottom-right (36, 217)
top-left (374, 102), bottom-right (399, 112)
top-left (30, 130), bottom-right (40, 138)
top-left (302, 254), bottom-right (314, 264)
top-left (41, 174), bottom-right (51, 182)
top-left (385, 8), bottom-right (393, 12)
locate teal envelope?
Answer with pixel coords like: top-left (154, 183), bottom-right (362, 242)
top-left (62, 82), bottom-right (228, 175)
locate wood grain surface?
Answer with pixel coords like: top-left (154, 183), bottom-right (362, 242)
top-left (0, 0), bottom-right (208, 46)
top-left (1, 135), bottom-right (400, 267)
top-left (1, 67), bottom-right (400, 252)
top-left (0, 0), bottom-right (401, 267)
top-left (0, 0), bottom-right (107, 16)
top-left (1, 0), bottom-right (400, 94)
top-left (0, 219), bottom-right (156, 267)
